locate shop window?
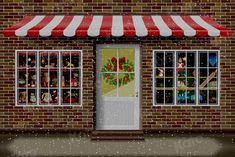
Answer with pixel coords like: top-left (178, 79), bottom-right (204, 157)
top-left (153, 50), bottom-right (219, 106)
top-left (16, 50), bottom-right (82, 106)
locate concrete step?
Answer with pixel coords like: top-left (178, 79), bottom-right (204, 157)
top-left (91, 130), bottom-right (144, 140)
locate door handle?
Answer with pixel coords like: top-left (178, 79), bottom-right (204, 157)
top-left (135, 92), bottom-right (139, 97)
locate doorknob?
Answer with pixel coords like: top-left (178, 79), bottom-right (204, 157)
top-left (135, 92), bottom-right (139, 97)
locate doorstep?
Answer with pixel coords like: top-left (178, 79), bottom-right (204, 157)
top-left (91, 130), bottom-right (144, 140)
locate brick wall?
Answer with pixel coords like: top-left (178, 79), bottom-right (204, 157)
top-left (0, 0), bottom-right (234, 132)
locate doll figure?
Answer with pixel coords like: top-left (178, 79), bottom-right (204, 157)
top-left (177, 57), bottom-right (185, 73)
top-left (70, 73), bottom-right (78, 87)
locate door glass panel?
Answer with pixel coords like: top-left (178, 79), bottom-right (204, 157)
top-left (118, 73), bottom-right (135, 97)
top-left (118, 48), bottom-right (135, 72)
top-left (101, 73), bottom-right (117, 97)
top-left (101, 48), bottom-right (117, 72)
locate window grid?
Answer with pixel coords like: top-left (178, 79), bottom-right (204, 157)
top-left (153, 50), bottom-right (219, 106)
top-left (16, 50), bottom-right (82, 107)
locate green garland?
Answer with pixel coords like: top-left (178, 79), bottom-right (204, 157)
top-left (102, 57), bottom-right (134, 87)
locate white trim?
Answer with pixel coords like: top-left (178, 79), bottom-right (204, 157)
top-left (15, 50), bottom-right (83, 107)
top-left (153, 50), bottom-right (220, 106)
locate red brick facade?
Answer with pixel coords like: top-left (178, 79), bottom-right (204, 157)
top-left (0, 0), bottom-right (234, 132)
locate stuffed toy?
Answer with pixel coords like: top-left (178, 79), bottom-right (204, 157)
top-left (29, 93), bottom-right (36, 103)
top-left (42, 72), bottom-right (49, 87)
top-left (19, 91), bottom-right (27, 103)
top-left (157, 68), bottom-right (164, 77)
top-left (30, 75), bottom-right (36, 87)
top-left (41, 92), bottom-right (52, 103)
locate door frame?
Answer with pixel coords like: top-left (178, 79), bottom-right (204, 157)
top-left (95, 44), bottom-right (141, 130)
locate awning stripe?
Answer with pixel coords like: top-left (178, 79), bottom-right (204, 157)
top-left (39, 16), bottom-right (64, 37)
top-left (142, 16), bottom-right (160, 37)
top-left (76, 16), bottom-right (93, 37)
top-left (180, 16), bottom-right (208, 36)
top-left (151, 16), bottom-right (172, 37)
top-left (27, 16), bottom-right (54, 37)
top-left (191, 15), bottom-right (220, 37)
top-left (88, 16), bottom-right (103, 37)
top-left (162, 16), bottom-right (184, 37)
top-left (171, 16), bottom-right (196, 37)
top-left (52, 16), bottom-right (74, 37)
top-left (123, 16), bottom-right (136, 37)
top-left (63, 16), bottom-right (84, 37)
top-left (111, 16), bottom-right (123, 37)
top-left (100, 16), bottom-right (112, 37)
top-left (200, 16), bottom-right (232, 36)
top-left (15, 16), bottom-right (45, 37)
top-left (3, 15), bottom-right (232, 37)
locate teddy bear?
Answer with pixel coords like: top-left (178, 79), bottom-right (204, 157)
top-left (19, 91), bottom-right (27, 103)
top-left (42, 72), bottom-right (49, 87)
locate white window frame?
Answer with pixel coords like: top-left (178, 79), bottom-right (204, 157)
top-left (153, 50), bottom-right (220, 106)
top-left (15, 50), bottom-right (83, 107)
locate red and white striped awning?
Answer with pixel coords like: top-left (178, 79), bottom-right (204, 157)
top-left (4, 15), bottom-right (232, 37)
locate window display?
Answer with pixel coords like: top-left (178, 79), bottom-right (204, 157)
top-left (153, 50), bottom-right (219, 106)
top-left (16, 50), bottom-right (82, 106)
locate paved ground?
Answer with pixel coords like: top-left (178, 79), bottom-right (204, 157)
top-left (0, 133), bottom-right (234, 157)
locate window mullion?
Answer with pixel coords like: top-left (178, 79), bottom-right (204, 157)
top-left (37, 51), bottom-right (40, 106)
top-left (174, 51), bottom-right (177, 105)
top-left (58, 51), bottom-right (61, 105)
top-left (196, 51), bottom-right (199, 105)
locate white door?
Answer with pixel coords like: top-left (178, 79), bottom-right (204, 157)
top-left (96, 44), bottom-right (140, 130)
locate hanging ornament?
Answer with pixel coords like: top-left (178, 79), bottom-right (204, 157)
top-left (177, 57), bottom-right (185, 73)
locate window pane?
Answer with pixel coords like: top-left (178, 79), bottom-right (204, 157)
top-left (177, 78), bottom-right (186, 88)
top-left (101, 73), bottom-right (117, 97)
top-left (118, 48), bottom-right (135, 72)
top-left (209, 53), bottom-right (217, 67)
top-left (199, 53), bottom-right (207, 67)
top-left (48, 52), bottom-right (58, 68)
top-left (165, 68), bottom-right (173, 77)
top-left (177, 90), bottom-right (186, 104)
top-left (156, 90), bottom-right (164, 103)
top-left (28, 70), bottom-right (36, 88)
top-left (209, 90), bottom-right (217, 104)
top-left (187, 78), bottom-right (196, 87)
top-left (156, 68), bottom-right (164, 77)
top-left (62, 51), bottom-right (72, 68)
top-left (101, 48), bottom-right (117, 72)
top-left (208, 78), bottom-right (217, 88)
top-left (177, 52), bottom-right (186, 69)
top-left (40, 89), bottom-right (50, 104)
top-left (156, 78), bottom-right (164, 87)
top-left (18, 70), bottom-right (27, 87)
top-left (187, 90), bottom-right (195, 104)
top-left (28, 89), bottom-right (37, 104)
top-left (187, 52), bottom-right (195, 67)
top-left (50, 89), bottom-right (58, 104)
top-left (165, 90), bottom-right (174, 104)
top-left (49, 70), bottom-right (58, 87)
top-left (41, 71), bottom-right (49, 87)
top-left (165, 52), bottom-right (173, 67)
top-left (28, 52), bottom-right (36, 68)
top-left (71, 70), bottom-right (80, 87)
top-left (155, 52), bottom-right (164, 67)
top-left (187, 68), bottom-right (196, 77)
top-left (40, 52), bottom-right (49, 68)
top-left (18, 52), bottom-right (27, 67)
top-left (71, 52), bottom-right (80, 68)
top-left (199, 90), bottom-right (207, 104)
top-left (118, 73), bottom-right (135, 97)
top-left (71, 89), bottom-right (80, 104)
top-left (18, 89), bottom-right (27, 104)
top-left (165, 78), bottom-right (173, 87)
top-left (62, 89), bottom-right (70, 104)
top-left (62, 70), bottom-right (70, 87)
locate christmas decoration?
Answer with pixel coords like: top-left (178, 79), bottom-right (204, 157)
top-left (102, 56), bottom-right (134, 87)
